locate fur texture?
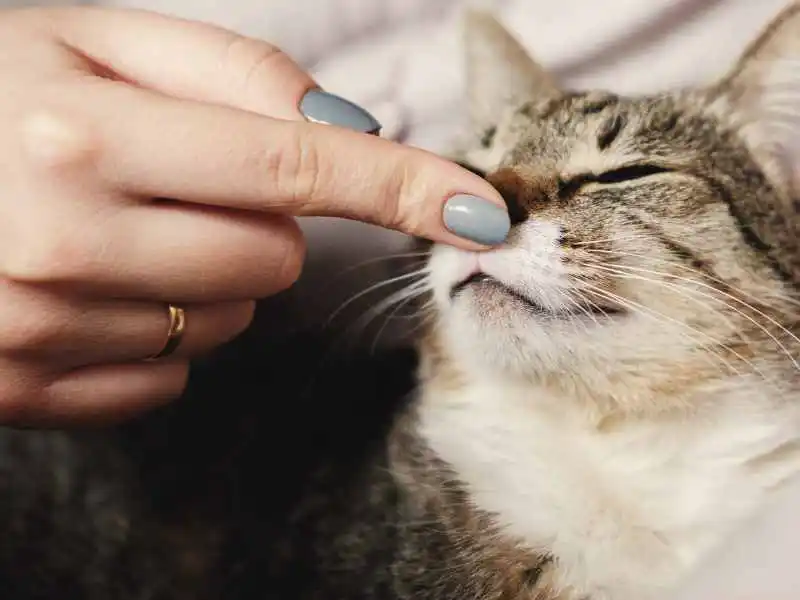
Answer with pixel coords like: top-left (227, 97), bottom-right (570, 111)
top-left (2, 4), bottom-right (800, 600)
top-left (420, 4), bottom-right (800, 598)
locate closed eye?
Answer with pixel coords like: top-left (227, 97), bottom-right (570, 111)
top-left (593, 164), bottom-right (673, 184)
top-left (457, 158), bottom-right (674, 201)
top-left (558, 163), bottom-right (674, 198)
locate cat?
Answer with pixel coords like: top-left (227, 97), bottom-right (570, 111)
top-left (2, 3), bottom-right (800, 600)
top-left (419, 4), bottom-right (800, 598)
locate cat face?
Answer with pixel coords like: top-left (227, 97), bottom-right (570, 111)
top-left (424, 7), bottom-right (800, 409)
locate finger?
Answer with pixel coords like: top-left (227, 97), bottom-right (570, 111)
top-left (125, 300), bottom-right (255, 363)
top-left (113, 204), bottom-right (305, 301)
top-left (54, 6), bottom-right (318, 121)
top-left (45, 361), bottom-right (189, 425)
top-left (2, 198), bottom-right (305, 301)
top-left (1, 360), bottom-right (188, 427)
top-left (0, 282), bottom-right (255, 365)
top-left (83, 82), bottom-right (509, 249)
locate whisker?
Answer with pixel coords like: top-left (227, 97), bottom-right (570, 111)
top-left (325, 268), bottom-right (430, 328)
top-left (332, 251), bottom-right (430, 279)
top-left (572, 234), bottom-right (649, 247)
top-left (582, 262), bottom-right (758, 356)
top-left (579, 282), bottom-right (793, 402)
top-left (586, 262), bottom-right (800, 372)
top-left (579, 281), bottom-right (748, 379)
top-left (396, 307), bottom-right (437, 344)
top-left (343, 279), bottom-right (431, 344)
top-left (566, 288), bottom-right (601, 329)
top-left (618, 269), bottom-right (756, 347)
top-left (585, 247), bottom-right (800, 310)
top-left (370, 289), bottom-right (428, 353)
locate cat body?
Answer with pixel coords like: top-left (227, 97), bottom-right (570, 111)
top-left (419, 366), bottom-right (800, 598)
top-left (3, 4), bottom-right (800, 600)
top-left (418, 4), bottom-right (800, 597)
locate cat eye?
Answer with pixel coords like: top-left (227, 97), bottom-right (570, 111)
top-left (558, 163), bottom-right (674, 200)
top-left (455, 160), bottom-right (673, 217)
top-left (592, 164), bottom-right (673, 184)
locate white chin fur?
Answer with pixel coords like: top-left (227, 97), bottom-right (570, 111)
top-left (421, 221), bottom-right (800, 600)
top-left (426, 219), bottom-right (688, 379)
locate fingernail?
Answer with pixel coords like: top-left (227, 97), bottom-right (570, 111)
top-left (443, 194), bottom-right (510, 246)
top-left (299, 89), bottom-right (382, 134)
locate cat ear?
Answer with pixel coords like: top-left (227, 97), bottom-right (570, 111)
top-left (709, 3), bottom-right (800, 196)
top-left (463, 10), bottom-right (560, 137)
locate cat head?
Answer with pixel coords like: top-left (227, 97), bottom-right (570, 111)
top-left (423, 5), bottom-right (800, 414)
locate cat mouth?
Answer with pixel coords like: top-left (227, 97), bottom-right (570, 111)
top-left (450, 273), bottom-right (624, 318)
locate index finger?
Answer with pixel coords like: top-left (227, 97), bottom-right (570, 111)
top-left (86, 81), bottom-right (510, 248)
top-left (54, 6), bottom-right (312, 121)
top-left (54, 5), bottom-right (378, 131)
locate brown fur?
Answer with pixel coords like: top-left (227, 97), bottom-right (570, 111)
top-left (2, 5), bottom-right (800, 600)
top-left (408, 5), bottom-right (800, 598)
top-left (437, 5), bottom-right (800, 419)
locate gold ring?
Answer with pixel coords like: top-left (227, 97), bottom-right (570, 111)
top-left (146, 304), bottom-right (186, 361)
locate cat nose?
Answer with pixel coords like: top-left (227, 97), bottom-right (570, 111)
top-left (502, 190), bottom-right (528, 226)
top-left (453, 159), bottom-right (527, 225)
top-left (485, 167), bottom-right (532, 227)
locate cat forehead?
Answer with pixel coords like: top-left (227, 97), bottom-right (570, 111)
top-left (500, 91), bottom-right (717, 173)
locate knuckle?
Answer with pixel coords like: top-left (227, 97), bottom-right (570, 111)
top-left (222, 35), bottom-right (284, 95)
top-left (1, 204), bottom-right (115, 284)
top-left (0, 308), bottom-right (64, 354)
top-left (0, 283), bottom-right (65, 353)
top-left (265, 127), bottom-right (322, 208)
top-left (377, 158), bottom-right (416, 231)
top-left (19, 109), bottom-right (98, 171)
top-left (2, 230), bottom-right (86, 283)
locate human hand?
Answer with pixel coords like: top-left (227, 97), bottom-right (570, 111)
top-left (0, 7), bottom-right (509, 426)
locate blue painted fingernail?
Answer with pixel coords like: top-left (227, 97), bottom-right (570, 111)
top-left (443, 194), bottom-right (510, 246)
top-left (299, 89), bottom-right (381, 134)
